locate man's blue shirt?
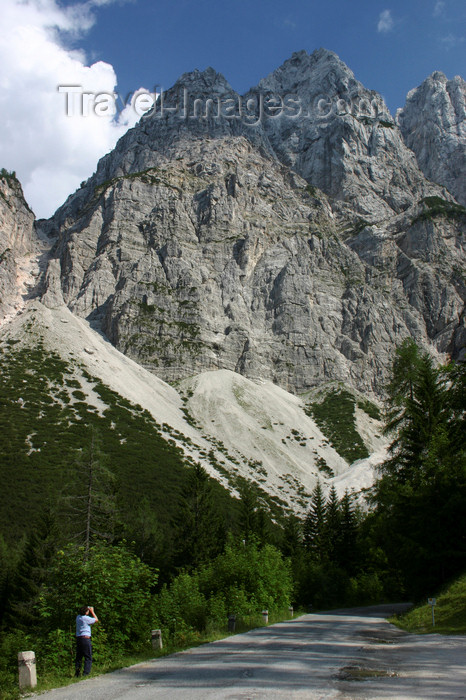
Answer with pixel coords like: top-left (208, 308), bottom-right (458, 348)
top-left (76, 614), bottom-right (96, 637)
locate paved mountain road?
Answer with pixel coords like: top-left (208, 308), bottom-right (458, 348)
top-left (35, 605), bottom-right (466, 700)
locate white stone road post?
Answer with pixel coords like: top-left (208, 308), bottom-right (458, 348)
top-left (151, 629), bottom-right (163, 651)
top-left (18, 651), bottom-right (37, 690)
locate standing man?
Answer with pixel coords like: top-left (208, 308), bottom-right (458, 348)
top-left (75, 605), bottom-right (98, 677)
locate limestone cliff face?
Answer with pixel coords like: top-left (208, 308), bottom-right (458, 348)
top-left (37, 50), bottom-right (465, 393)
top-left (0, 171), bottom-right (36, 322)
top-left (248, 50), bottom-right (445, 220)
top-left (397, 72), bottom-right (466, 207)
top-left (47, 51), bottom-right (449, 226)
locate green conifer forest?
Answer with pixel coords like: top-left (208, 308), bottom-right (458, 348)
top-left (0, 339), bottom-right (465, 697)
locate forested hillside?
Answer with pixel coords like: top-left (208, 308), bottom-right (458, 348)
top-left (1, 341), bottom-right (464, 698)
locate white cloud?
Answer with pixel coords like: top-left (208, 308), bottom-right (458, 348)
top-left (439, 33), bottom-right (465, 50)
top-left (433, 1), bottom-right (445, 17)
top-left (0, 0), bottom-right (144, 218)
top-left (377, 9), bottom-right (394, 33)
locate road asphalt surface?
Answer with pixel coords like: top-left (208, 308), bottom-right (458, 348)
top-left (34, 604), bottom-right (466, 699)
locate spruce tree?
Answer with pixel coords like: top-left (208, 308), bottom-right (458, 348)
top-left (338, 490), bottom-right (359, 575)
top-left (281, 514), bottom-right (302, 557)
top-left (122, 496), bottom-right (166, 568)
top-left (62, 426), bottom-right (117, 561)
top-left (172, 462), bottom-right (225, 570)
top-left (303, 482), bottom-right (327, 562)
top-left (0, 535), bottom-right (23, 626)
top-left (324, 485), bottom-right (341, 562)
top-left (373, 343), bottom-right (466, 594)
top-left (382, 345), bottom-right (448, 485)
top-left (238, 483), bottom-right (271, 544)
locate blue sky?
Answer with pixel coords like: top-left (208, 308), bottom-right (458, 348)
top-left (0, 0), bottom-right (464, 217)
top-left (76, 0), bottom-right (465, 112)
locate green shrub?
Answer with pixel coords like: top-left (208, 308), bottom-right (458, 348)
top-left (392, 573), bottom-right (466, 635)
top-left (292, 559), bottom-right (349, 609)
top-left (0, 630), bottom-right (29, 699)
top-left (357, 398), bottom-right (381, 421)
top-left (198, 536), bottom-right (293, 614)
top-left (412, 196), bottom-right (466, 224)
top-left (152, 537), bottom-right (292, 644)
top-left (154, 572), bottom-right (208, 636)
top-left (39, 542), bottom-right (157, 654)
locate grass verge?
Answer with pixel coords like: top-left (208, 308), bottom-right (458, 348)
top-left (389, 574), bottom-right (466, 635)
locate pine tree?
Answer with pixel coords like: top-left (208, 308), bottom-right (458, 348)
top-left (238, 483), bottom-right (272, 545)
top-left (281, 515), bottom-right (302, 557)
top-left (239, 483), bottom-right (258, 543)
top-left (373, 343), bottom-right (466, 594)
top-left (324, 485), bottom-right (341, 562)
top-left (337, 490), bottom-right (359, 574)
top-left (385, 338), bottom-right (422, 414)
top-left (446, 362), bottom-right (466, 447)
top-left (172, 462), bottom-right (225, 570)
top-left (382, 346), bottom-right (448, 485)
top-left (0, 534), bottom-right (24, 626)
top-left (303, 482), bottom-right (327, 562)
top-left (62, 426), bottom-right (116, 561)
top-left (122, 496), bottom-right (165, 567)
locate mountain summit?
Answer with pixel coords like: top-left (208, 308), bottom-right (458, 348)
top-left (2, 50), bottom-right (465, 399)
top-left (397, 71), bottom-right (466, 207)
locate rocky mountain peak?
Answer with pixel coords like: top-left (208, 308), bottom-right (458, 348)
top-left (249, 51), bottom-right (441, 219)
top-left (429, 70), bottom-right (448, 84)
top-left (397, 71), bottom-right (466, 205)
top-left (256, 47), bottom-right (357, 97)
top-left (402, 70), bottom-right (465, 118)
top-left (174, 66), bottom-right (234, 91)
top-left (48, 48), bottom-right (448, 227)
top-left (5, 52), bottom-right (462, 400)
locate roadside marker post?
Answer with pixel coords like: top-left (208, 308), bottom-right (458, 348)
top-left (18, 651), bottom-right (37, 690)
top-left (151, 629), bottom-right (163, 650)
top-left (228, 614), bottom-right (236, 633)
top-left (428, 598), bottom-right (436, 627)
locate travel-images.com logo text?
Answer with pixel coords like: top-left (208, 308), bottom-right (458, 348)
top-left (58, 86), bottom-right (392, 125)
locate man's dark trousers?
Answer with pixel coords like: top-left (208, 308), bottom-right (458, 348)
top-left (75, 637), bottom-right (92, 676)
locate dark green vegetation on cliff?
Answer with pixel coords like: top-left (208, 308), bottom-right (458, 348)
top-left (305, 389), bottom-right (375, 463)
top-left (412, 196), bottom-right (466, 225)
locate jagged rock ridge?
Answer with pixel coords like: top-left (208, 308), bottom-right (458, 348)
top-left (248, 49), bottom-right (444, 220)
top-left (397, 71), bottom-right (466, 207)
top-left (6, 49), bottom-right (466, 393)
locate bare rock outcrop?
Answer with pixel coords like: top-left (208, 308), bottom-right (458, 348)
top-left (397, 72), bottom-right (466, 206)
top-left (248, 49), bottom-right (446, 220)
top-left (0, 170), bottom-right (36, 322)
top-left (39, 139), bottom-right (465, 393)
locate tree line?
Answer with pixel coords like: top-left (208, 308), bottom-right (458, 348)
top-left (0, 339), bottom-right (464, 696)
